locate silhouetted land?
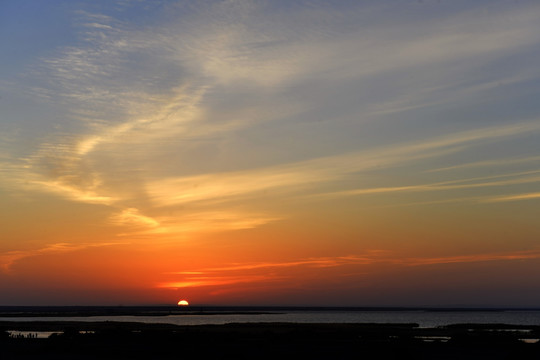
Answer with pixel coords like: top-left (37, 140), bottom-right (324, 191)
top-left (0, 305), bottom-right (284, 317)
top-left (1, 305), bottom-right (535, 317)
top-left (2, 320), bottom-right (540, 359)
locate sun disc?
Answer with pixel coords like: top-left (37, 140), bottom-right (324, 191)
top-left (177, 300), bottom-right (189, 306)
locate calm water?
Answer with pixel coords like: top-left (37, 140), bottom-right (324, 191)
top-left (2, 310), bottom-right (540, 328)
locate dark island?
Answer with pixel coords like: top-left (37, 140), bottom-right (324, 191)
top-left (2, 320), bottom-right (540, 359)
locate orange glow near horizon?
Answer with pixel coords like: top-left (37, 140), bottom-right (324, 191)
top-left (2, 1), bottom-right (540, 307)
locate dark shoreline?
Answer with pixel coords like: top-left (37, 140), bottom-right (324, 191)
top-left (2, 321), bottom-right (540, 359)
top-left (1, 305), bottom-right (538, 318)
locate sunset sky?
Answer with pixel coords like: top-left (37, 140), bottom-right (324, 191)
top-left (1, 0), bottom-right (540, 307)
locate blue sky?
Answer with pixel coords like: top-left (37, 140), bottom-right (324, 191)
top-left (1, 0), bottom-right (540, 306)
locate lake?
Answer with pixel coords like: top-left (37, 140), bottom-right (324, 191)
top-left (2, 309), bottom-right (540, 328)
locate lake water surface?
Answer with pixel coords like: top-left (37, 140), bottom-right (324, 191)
top-left (2, 310), bottom-right (540, 328)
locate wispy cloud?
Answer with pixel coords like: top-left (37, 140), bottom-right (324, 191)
top-left (314, 169), bottom-right (540, 200)
top-left (137, 211), bottom-right (279, 235)
top-left (109, 208), bottom-right (160, 228)
top-left (428, 155), bottom-right (540, 173)
top-left (403, 249), bottom-right (540, 266)
top-left (157, 275), bottom-right (283, 289)
top-left (0, 242), bottom-right (126, 272)
top-left (483, 192), bottom-right (540, 203)
top-left (158, 253), bottom-right (386, 289)
top-left (169, 255), bottom-right (383, 274)
top-left (159, 248), bottom-right (540, 289)
top-left (3, 1), bottom-right (540, 242)
top-left (147, 121), bottom-right (540, 207)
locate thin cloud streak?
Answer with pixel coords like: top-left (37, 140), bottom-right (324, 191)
top-left (112, 210), bottom-right (279, 237)
top-left (483, 192), bottom-right (540, 203)
top-left (315, 169), bottom-right (540, 199)
top-left (189, 250), bottom-right (540, 273)
top-left (403, 250), bottom-right (540, 266)
top-left (169, 255), bottom-right (382, 274)
top-left (109, 208), bottom-right (160, 228)
top-left (147, 121), bottom-right (540, 207)
top-left (142, 211), bottom-right (280, 235)
top-left (157, 275), bottom-right (283, 289)
top-left (428, 155), bottom-right (540, 173)
top-left (0, 242), bottom-right (127, 272)
top-left (159, 249), bottom-right (540, 289)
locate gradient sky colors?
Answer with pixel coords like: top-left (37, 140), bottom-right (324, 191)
top-left (1, 0), bottom-right (540, 307)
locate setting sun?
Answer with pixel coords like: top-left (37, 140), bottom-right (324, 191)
top-left (2, 0), bottom-right (540, 310)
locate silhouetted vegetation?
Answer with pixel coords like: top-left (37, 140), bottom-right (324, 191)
top-left (1, 321), bottom-right (540, 359)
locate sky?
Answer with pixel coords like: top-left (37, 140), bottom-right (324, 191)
top-left (1, 0), bottom-right (540, 307)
